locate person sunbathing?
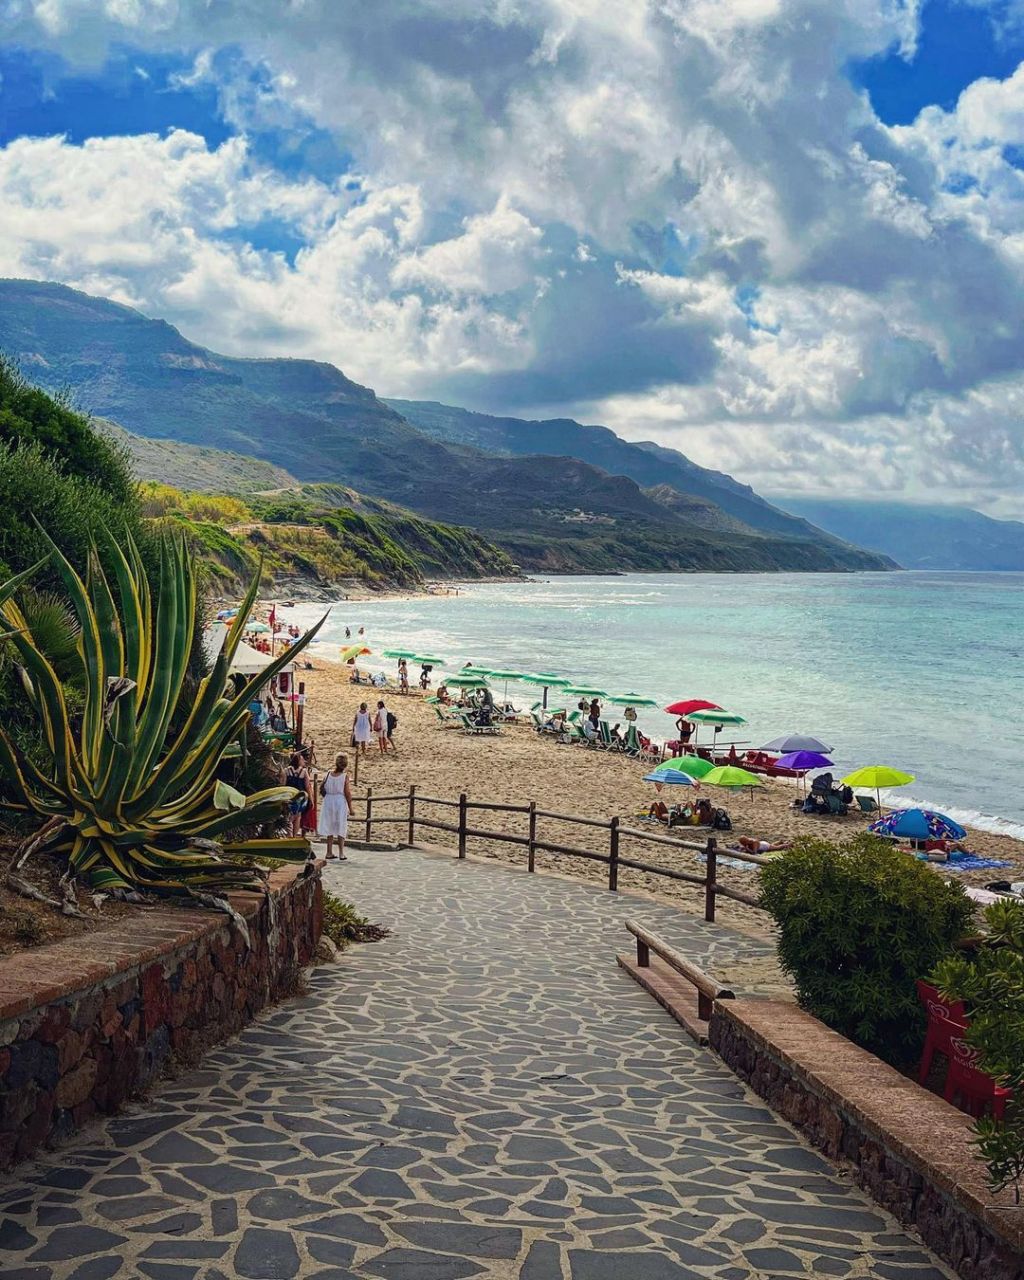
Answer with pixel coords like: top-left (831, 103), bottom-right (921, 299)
top-left (736, 836), bottom-right (792, 854)
top-left (648, 800), bottom-right (669, 822)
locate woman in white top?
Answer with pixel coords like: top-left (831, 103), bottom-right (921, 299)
top-left (352, 701), bottom-right (372, 755)
top-left (318, 753), bottom-right (353, 861)
top-left (373, 700), bottom-right (389, 755)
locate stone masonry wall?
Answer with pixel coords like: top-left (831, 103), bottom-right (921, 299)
top-left (710, 999), bottom-right (1023, 1280)
top-left (0, 863), bottom-right (322, 1171)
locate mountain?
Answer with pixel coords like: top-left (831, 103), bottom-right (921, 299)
top-left (99, 421), bottom-right (297, 492)
top-left (778, 498), bottom-right (1024, 572)
top-left (386, 398), bottom-right (848, 543)
top-left (0, 279), bottom-right (892, 574)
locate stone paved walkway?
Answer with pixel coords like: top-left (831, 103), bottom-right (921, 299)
top-left (1, 849), bottom-right (951, 1280)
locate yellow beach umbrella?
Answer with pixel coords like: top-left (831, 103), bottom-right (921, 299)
top-left (841, 765), bottom-right (915, 813)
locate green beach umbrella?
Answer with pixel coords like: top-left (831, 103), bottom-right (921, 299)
top-left (660, 755), bottom-right (716, 778)
top-left (410, 654), bottom-right (446, 666)
top-left (563, 685), bottom-right (609, 700)
top-left (607, 692), bottom-right (659, 707)
top-left (704, 765), bottom-right (764, 794)
top-left (522, 671), bottom-right (571, 709)
top-left (459, 665), bottom-right (494, 677)
top-left (841, 765), bottom-right (915, 813)
top-left (688, 708), bottom-right (747, 725)
top-left (382, 648), bottom-right (418, 659)
top-left (445, 672), bottom-right (491, 689)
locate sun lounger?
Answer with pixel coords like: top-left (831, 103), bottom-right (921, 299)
top-left (457, 711), bottom-right (501, 736)
top-left (624, 724), bottom-right (659, 762)
top-left (856, 794), bottom-right (879, 813)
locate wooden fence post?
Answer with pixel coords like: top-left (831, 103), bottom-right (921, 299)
top-left (636, 935), bottom-right (650, 967)
top-left (704, 836), bottom-right (717, 923)
top-left (458, 793), bottom-right (468, 859)
top-left (365, 786), bottom-right (373, 844)
top-left (527, 801), bottom-right (537, 873)
top-left (407, 785), bottom-right (416, 846)
top-left (608, 816), bottom-right (620, 892)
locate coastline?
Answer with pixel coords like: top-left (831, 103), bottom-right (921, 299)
top-left (299, 660), bottom-right (1024, 940)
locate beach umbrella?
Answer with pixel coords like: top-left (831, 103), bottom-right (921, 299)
top-left (444, 672), bottom-right (492, 689)
top-left (665, 699), bottom-right (721, 716)
top-left (762, 734), bottom-right (834, 755)
top-left (841, 764), bottom-right (915, 813)
top-left (688, 708), bottom-right (746, 725)
top-left (869, 809), bottom-right (966, 843)
top-left (460, 665), bottom-right (494, 677)
top-left (775, 750), bottom-right (834, 796)
top-left (410, 654), bottom-right (446, 666)
top-left (247, 622), bottom-right (270, 634)
top-left (643, 768), bottom-right (697, 787)
top-left (340, 644), bottom-right (371, 663)
top-left (383, 648), bottom-right (418, 659)
top-left (607, 692), bottom-right (660, 707)
top-left (703, 765), bottom-right (764, 797)
top-left (563, 685), bottom-right (609, 700)
top-left (775, 750), bottom-right (833, 772)
top-left (522, 671), bottom-right (571, 709)
top-left (660, 755), bottom-right (716, 778)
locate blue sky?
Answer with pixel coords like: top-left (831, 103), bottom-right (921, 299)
top-left (0, 0), bottom-right (1023, 515)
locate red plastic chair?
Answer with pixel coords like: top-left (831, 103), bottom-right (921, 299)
top-left (943, 1036), bottom-right (1012, 1119)
top-left (916, 979), bottom-right (966, 1086)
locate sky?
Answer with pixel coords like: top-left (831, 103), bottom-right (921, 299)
top-left (1, 2), bottom-right (1024, 516)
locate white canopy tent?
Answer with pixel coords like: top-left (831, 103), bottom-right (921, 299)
top-left (202, 626), bottom-right (295, 677)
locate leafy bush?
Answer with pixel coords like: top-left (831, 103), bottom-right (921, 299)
top-left (760, 834), bottom-right (974, 1065)
top-left (322, 889), bottom-right (390, 950)
top-left (933, 899), bottom-right (1024, 1203)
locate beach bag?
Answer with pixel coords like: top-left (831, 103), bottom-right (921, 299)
top-left (713, 809), bottom-right (732, 832)
top-left (387, 711), bottom-right (398, 732)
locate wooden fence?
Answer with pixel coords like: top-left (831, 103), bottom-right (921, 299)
top-left (345, 787), bottom-right (770, 924)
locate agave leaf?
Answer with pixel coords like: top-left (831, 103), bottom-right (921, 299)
top-left (213, 779), bottom-right (247, 812)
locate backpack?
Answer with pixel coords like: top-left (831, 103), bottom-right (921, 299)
top-left (713, 809), bottom-right (732, 832)
top-left (386, 711), bottom-right (398, 731)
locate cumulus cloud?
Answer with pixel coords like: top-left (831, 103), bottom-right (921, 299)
top-left (0, 0), bottom-right (1022, 512)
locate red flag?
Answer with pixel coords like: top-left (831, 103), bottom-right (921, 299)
top-left (268, 604), bottom-right (276, 628)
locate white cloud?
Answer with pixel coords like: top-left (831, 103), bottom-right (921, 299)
top-left (0, 0), bottom-right (1022, 512)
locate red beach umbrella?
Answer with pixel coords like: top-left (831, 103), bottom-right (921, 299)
top-left (665, 699), bottom-right (722, 716)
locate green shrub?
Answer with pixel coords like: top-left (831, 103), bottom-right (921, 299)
top-left (760, 834), bottom-right (974, 1065)
top-left (321, 889), bottom-right (390, 950)
top-left (932, 899), bottom-right (1024, 1202)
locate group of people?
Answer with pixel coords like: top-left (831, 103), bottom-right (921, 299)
top-left (351, 700), bottom-right (398, 755)
top-left (282, 750), bottom-right (354, 861)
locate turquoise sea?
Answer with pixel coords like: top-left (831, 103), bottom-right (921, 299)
top-left (293, 572), bottom-right (1024, 835)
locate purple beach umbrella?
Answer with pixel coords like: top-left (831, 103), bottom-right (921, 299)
top-left (775, 751), bottom-right (834, 772)
top-left (869, 809), bottom-right (967, 843)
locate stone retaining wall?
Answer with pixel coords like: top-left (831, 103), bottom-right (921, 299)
top-left (0, 863), bottom-right (322, 1171)
top-left (710, 999), bottom-right (1023, 1280)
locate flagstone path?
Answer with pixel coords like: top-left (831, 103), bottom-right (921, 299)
top-left (0, 848), bottom-right (951, 1280)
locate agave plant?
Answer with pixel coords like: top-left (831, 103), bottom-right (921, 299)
top-left (0, 525), bottom-right (325, 898)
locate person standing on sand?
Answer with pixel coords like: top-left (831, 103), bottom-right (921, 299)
top-left (284, 751), bottom-right (312, 837)
top-left (398, 658), bottom-right (409, 694)
top-left (373, 699), bottom-right (389, 755)
top-left (352, 702), bottom-right (372, 755)
top-left (318, 753), bottom-right (352, 861)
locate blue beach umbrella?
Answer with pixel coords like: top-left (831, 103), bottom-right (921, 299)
top-left (775, 751), bottom-right (833, 772)
top-left (869, 809), bottom-right (966, 842)
top-left (643, 768), bottom-right (697, 787)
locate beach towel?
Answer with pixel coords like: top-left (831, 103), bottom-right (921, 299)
top-left (943, 854), bottom-right (1013, 872)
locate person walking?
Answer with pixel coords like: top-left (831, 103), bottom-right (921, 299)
top-left (318, 753), bottom-right (352, 861)
top-left (386, 706), bottom-right (398, 754)
top-left (284, 751), bottom-right (312, 837)
top-left (373, 699), bottom-right (389, 755)
top-left (398, 658), bottom-right (409, 695)
top-left (352, 702), bottom-right (373, 756)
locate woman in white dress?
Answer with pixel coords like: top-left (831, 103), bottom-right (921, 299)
top-left (352, 701), bottom-right (372, 756)
top-left (318, 753), bottom-right (352, 861)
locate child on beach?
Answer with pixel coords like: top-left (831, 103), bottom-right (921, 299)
top-left (352, 702), bottom-right (372, 755)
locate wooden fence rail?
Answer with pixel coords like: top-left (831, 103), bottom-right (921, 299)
top-left (344, 787), bottom-right (769, 925)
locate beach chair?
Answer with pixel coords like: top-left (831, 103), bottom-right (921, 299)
top-left (916, 980), bottom-right (966, 1086)
top-left (856, 794), bottom-right (879, 814)
top-left (624, 724), bottom-right (659, 762)
top-left (597, 720), bottom-right (614, 750)
top-left (432, 705), bottom-right (462, 728)
top-left (457, 711), bottom-right (501, 736)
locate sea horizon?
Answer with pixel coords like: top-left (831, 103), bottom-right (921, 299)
top-left (290, 568), bottom-right (1024, 841)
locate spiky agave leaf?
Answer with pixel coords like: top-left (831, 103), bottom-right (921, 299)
top-left (0, 526), bottom-right (326, 898)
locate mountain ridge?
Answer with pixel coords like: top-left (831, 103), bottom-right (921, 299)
top-left (0, 278), bottom-right (894, 574)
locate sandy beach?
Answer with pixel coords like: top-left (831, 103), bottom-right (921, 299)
top-left (298, 662), bottom-right (1024, 943)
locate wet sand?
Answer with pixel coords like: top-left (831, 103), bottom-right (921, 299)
top-left (299, 663), bottom-right (1023, 941)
